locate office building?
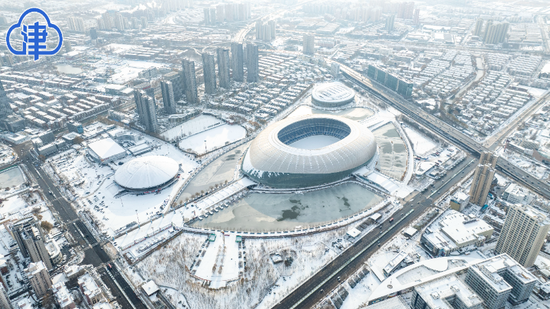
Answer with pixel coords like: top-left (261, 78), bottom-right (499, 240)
top-left (484, 22), bottom-right (509, 44)
top-left (411, 274), bottom-right (483, 309)
top-left (217, 48), bottom-right (231, 89)
top-left (182, 59), bottom-right (199, 103)
top-left (25, 261), bottom-right (52, 298)
top-left (160, 80), bottom-right (177, 114)
top-left (385, 14), bottom-right (395, 32)
top-left (89, 27), bottom-right (98, 40)
top-left (231, 42), bottom-right (244, 82)
top-left (331, 62), bottom-right (340, 78)
top-left (11, 218), bottom-right (53, 270)
top-left (495, 203), bottom-right (550, 267)
top-left (134, 90), bottom-right (158, 133)
top-left (469, 151), bottom-right (498, 206)
top-left (202, 53), bottom-right (217, 95)
top-left (303, 34), bottom-right (315, 55)
top-left (465, 254), bottom-right (536, 308)
top-left (246, 43), bottom-right (259, 83)
top-left (473, 18), bottom-right (484, 36)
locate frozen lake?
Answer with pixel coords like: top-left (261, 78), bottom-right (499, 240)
top-left (179, 124), bottom-right (247, 155)
top-left (0, 166), bottom-right (25, 189)
top-left (176, 143), bottom-right (250, 204)
top-left (288, 106), bottom-right (374, 121)
top-left (289, 135), bottom-right (341, 149)
top-left (192, 183), bottom-right (383, 232)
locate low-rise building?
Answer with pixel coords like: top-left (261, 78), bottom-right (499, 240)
top-left (421, 210), bottom-right (494, 256)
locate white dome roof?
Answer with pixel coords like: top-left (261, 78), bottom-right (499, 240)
top-left (115, 156), bottom-right (179, 190)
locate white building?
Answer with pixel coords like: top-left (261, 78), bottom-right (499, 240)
top-left (87, 138), bottom-right (126, 164)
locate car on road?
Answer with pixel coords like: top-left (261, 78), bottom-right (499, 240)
top-left (389, 217), bottom-right (394, 223)
top-left (48, 191), bottom-right (53, 195)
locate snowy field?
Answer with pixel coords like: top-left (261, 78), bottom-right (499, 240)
top-left (0, 166), bottom-right (26, 194)
top-left (373, 123), bottom-right (408, 181)
top-left (133, 227), bottom-right (348, 309)
top-left (48, 129), bottom-right (198, 236)
top-left (179, 124), bottom-right (247, 155)
top-left (403, 126), bottom-right (438, 156)
top-left (161, 115), bottom-right (222, 141)
top-left (0, 144), bottom-right (17, 167)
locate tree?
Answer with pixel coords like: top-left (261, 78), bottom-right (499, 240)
top-left (41, 221), bottom-right (53, 233)
top-left (73, 136), bottom-right (85, 144)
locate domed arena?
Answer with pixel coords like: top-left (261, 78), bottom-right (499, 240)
top-left (311, 82), bottom-right (355, 108)
top-left (115, 156), bottom-right (180, 191)
top-left (242, 115), bottom-right (377, 188)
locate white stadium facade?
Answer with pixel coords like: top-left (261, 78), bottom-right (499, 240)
top-left (114, 156), bottom-right (180, 191)
top-left (311, 82), bottom-right (355, 108)
top-left (241, 115), bottom-right (377, 188)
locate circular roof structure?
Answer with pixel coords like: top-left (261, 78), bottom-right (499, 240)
top-left (242, 115), bottom-right (376, 188)
top-left (312, 82), bottom-right (355, 107)
top-left (115, 156), bottom-right (179, 191)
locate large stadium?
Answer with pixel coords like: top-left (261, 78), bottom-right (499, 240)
top-left (115, 156), bottom-right (180, 191)
top-left (311, 82), bottom-right (355, 108)
top-left (241, 115), bottom-right (377, 188)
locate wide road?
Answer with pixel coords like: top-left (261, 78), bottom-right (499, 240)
top-left (13, 142), bottom-right (146, 309)
top-left (273, 157), bottom-right (476, 309)
top-left (340, 65), bottom-right (550, 199)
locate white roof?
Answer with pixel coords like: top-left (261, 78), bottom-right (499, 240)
top-left (88, 138), bottom-right (126, 160)
top-left (142, 280), bottom-right (159, 296)
top-left (312, 82), bottom-right (355, 105)
top-left (115, 156), bottom-right (179, 190)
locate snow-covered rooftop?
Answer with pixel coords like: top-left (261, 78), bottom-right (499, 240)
top-left (88, 138), bottom-right (126, 161)
top-left (114, 156), bottom-right (179, 190)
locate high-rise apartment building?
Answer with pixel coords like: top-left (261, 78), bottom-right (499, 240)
top-left (217, 48), bottom-right (231, 89)
top-left (231, 42), bottom-right (244, 82)
top-left (473, 18), bottom-right (484, 36)
top-left (465, 254), bottom-right (536, 308)
top-left (160, 80), bottom-right (177, 114)
top-left (385, 14), bottom-right (395, 32)
top-left (484, 23), bottom-right (509, 44)
top-left (134, 90), bottom-right (158, 133)
top-left (303, 34), bottom-right (315, 55)
top-left (0, 80), bottom-right (13, 120)
top-left (469, 151), bottom-right (498, 206)
top-left (483, 19), bottom-right (494, 42)
top-left (495, 204), bottom-right (550, 267)
top-left (68, 17), bottom-right (85, 32)
top-left (246, 44), bottom-right (259, 83)
top-left (164, 71), bottom-right (184, 102)
top-left (11, 218), bottom-right (53, 270)
top-left (256, 20), bottom-right (276, 41)
top-left (0, 285), bottom-right (11, 309)
top-left (331, 62), bottom-right (340, 78)
top-left (182, 59), bottom-right (199, 103)
top-left (25, 261), bottom-right (52, 298)
top-left (202, 53), bottom-right (217, 95)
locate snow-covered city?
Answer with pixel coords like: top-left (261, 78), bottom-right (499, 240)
top-left (1, 0), bottom-right (550, 308)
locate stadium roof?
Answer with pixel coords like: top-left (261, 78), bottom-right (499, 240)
top-left (312, 82), bottom-right (355, 107)
top-left (114, 156), bottom-right (179, 190)
top-left (88, 138), bottom-right (126, 160)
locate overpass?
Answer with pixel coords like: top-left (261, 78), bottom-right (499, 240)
top-left (339, 64), bottom-right (550, 200)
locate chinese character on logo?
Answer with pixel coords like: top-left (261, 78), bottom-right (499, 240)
top-left (5, 8), bottom-right (63, 61)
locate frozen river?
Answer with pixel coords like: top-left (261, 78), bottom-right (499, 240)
top-left (191, 183), bottom-right (383, 231)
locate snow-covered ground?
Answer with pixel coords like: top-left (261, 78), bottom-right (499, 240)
top-left (48, 129), bottom-right (198, 236)
top-left (0, 144), bottom-right (17, 167)
top-left (192, 232), bottom-right (240, 289)
top-left (179, 124), bottom-right (247, 155)
top-left (162, 115), bottom-right (222, 141)
top-left (403, 126), bottom-right (438, 156)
